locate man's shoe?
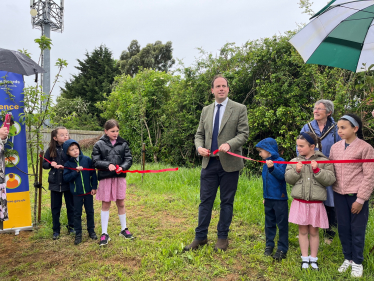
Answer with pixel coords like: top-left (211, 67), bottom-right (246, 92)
top-left (214, 238), bottom-right (228, 251)
top-left (52, 232), bottom-right (60, 240)
top-left (183, 239), bottom-right (208, 251)
top-left (273, 249), bottom-right (287, 261)
top-left (89, 232), bottom-right (98, 240)
top-left (74, 234), bottom-right (82, 245)
top-left (264, 246), bottom-right (274, 256)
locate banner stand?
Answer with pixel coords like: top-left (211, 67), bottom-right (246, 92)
top-left (0, 225), bottom-right (33, 235)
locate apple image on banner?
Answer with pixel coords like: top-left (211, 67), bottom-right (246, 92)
top-left (9, 121), bottom-right (21, 137)
top-left (5, 150), bottom-right (20, 167)
top-left (5, 173), bottom-right (21, 189)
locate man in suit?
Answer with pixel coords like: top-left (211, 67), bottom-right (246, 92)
top-left (184, 74), bottom-right (249, 251)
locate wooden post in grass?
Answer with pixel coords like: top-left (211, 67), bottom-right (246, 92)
top-left (38, 151), bottom-right (44, 223)
top-left (141, 143), bottom-right (146, 183)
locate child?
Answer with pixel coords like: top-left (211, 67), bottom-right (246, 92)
top-left (92, 119), bottom-right (133, 246)
top-left (43, 127), bottom-right (75, 240)
top-left (255, 138), bottom-right (288, 261)
top-left (63, 139), bottom-right (98, 245)
top-left (329, 114), bottom-right (374, 278)
top-left (285, 132), bottom-right (336, 270)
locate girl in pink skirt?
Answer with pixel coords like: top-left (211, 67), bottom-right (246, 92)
top-left (285, 132), bottom-right (336, 270)
top-left (92, 119), bottom-right (133, 246)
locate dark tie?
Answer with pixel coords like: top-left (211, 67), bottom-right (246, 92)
top-left (211, 104), bottom-right (222, 153)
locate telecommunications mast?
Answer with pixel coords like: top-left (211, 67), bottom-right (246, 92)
top-left (30, 0), bottom-right (64, 124)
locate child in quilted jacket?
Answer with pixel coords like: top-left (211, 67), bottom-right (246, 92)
top-left (330, 114), bottom-right (374, 278)
top-left (285, 132), bottom-right (336, 271)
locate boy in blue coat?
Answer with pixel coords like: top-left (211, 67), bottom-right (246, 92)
top-left (255, 138), bottom-right (288, 261)
top-left (63, 139), bottom-right (98, 245)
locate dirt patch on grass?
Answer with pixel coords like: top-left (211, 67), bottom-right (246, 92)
top-left (0, 231), bottom-right (33, 259)
top-left (101, 255), bottom-right (141, 270)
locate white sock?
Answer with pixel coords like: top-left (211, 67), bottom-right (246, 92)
top-left (301, 256), bottom-right (310, 269)
top-left (101, 210), bottom-right (109, 234)
top-left (119, 213), bottom-right (127, 231)
top-left (309, 256), bottom-right (318, 269)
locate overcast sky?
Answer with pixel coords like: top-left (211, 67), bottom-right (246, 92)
top-left (0, 0), bottom-right (327, 100)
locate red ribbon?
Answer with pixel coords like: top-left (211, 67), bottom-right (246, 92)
top-left (212, 150), bottom-right (374, 164)
top-left (42, 156), bottom-right (178, 174)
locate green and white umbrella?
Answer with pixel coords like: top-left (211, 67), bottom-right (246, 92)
top-left (290, 0), bottom-right (374, 72)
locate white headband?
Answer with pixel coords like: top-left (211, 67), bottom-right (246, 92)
top-left (341, 115), bottom-right (359, 128)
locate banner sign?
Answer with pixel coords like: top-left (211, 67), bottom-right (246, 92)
top-left (0, 71), bottom-right (32, 234)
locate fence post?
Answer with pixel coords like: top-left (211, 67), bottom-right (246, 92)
top-left (38, 151), bottom-right (44, 223)
top-left (141, 143), bottom-right (146, 183)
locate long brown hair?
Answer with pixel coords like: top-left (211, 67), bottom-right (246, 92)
top-left (48, 127), bottom-right (68, 158)
top-left (297, 131), bottom-right (322, 152)
top-left (104, 119), bottom-right (120, 130)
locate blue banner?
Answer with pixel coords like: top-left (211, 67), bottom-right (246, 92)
top-left (0, 71), bottom-right (32, 231)
top-left (0, 71), bottom-right (29, 193)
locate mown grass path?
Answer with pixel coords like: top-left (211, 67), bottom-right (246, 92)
top-left (1, 163), bottom-right (374, 280)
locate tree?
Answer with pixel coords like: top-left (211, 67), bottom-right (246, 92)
top-left (298, 0), bottom-right (315, 16)
top-left (118, 40), bottom-right (175, 76)
top-left (50, 96), bottom-right (102, 131)
top-left (98, 69), bottom-right (177, 163)
top-left (98, 31), bottom-right (374, 170)
top-left (61, 45), bottom-right (119, 125)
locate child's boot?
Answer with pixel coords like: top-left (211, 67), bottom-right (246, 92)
top-left (52, 232), bottom-right (60, 240)
top-left (74, 234), bottom-right (82, 245)
top-left (264, 246), bottom-right (274, 256)
top-left (89, 232), bottom-right (98, 240)
top-left (273, 249), bottom-right (287, 261)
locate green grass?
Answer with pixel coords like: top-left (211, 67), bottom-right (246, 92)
top-left (1, 163), bottom-right (374, 280)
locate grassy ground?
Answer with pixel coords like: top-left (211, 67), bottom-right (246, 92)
top-left (1, 163), bottom-right (374, 280)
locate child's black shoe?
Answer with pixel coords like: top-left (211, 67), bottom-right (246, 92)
top-left (273, 249), bottom-right (287, 261)
top-left (89, 232), bottom-right (98, 240)
top-left (264, 246), bottom-right (274, 256)
top-left (74, 234), bottom-right (82, 245)
top-left (52, 232), bottom-right (60, 240)
top-left (67, 225), bottom-right (75, 235)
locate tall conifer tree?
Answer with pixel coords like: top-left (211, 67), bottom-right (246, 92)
top-left (61, 45), bottom-right (119, 125)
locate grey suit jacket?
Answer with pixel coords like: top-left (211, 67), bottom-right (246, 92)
top-left (195, 99), bottom-right (249, 172)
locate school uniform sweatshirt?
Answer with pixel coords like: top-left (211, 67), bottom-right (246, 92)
top-left (329, 138), bottom-right (374, 203)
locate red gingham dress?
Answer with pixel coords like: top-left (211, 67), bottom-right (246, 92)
top-left (96, 177), bottom-right (127, 202)
top-left (288, 199), bottom-right (329, 229)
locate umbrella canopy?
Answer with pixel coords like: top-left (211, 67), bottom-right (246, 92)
top-left (0, 48), bottom-right (45, 76)
top-left (290, 0), bottom-right (374, 72)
